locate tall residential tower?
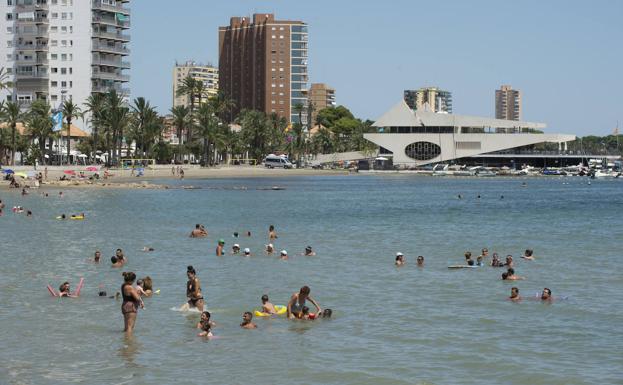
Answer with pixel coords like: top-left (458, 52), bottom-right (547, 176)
top-left (172, 60), bottom-right (219, 109)
top-left (404, 87), bottom-right (452, 113)
top-left (0, 0), bottom-right (131, 129)
top-left (219, 13), bottom-right (308, 125)
top-left (495, 85), bottom-right (521, 121)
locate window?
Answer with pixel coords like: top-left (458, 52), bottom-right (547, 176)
top-left (6, 27), bottom-right (12, 33)
top-left (61, 40), bottom-right (67, 47)
top-left (61, 13), bottom-right (67, 20)
top-left (69, 67), bottom-right (72, 74)
top-left (61, 54), bottom-right (67, 61)
top-left (51, 67), bottom-right (58, 73)
top-left (61, 67), bottom-right (66, 74)
top-left (51, 54), bottom-right (58, 60)
top-left (51, 13), bottom-right (58, 19)
top-left (7, 0), bottom-right (13, 5)
top-left (51, 95), bottom-right (58, 101)
top-left (6, 13), bottom-right (13, 21)
top-left (51, 40), bottom-right (57, 46)
top-left (51, 81), bottom-right (58, 87)
top-left (61, 81), bottom-right (67, 88)
top-left (50, 26), bottom-right (58, 32)
top-left (61, 26), bottom-right (67, 33)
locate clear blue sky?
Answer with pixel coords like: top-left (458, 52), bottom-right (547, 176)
top-left (130, 0), bottom-right (622, 136)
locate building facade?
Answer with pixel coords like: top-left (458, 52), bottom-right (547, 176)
top-left (219, 13), bottom-right (308, 125)
top-left (364, 100), bottom-right (575, 166)
top-left (495, 85), bottom-right (521, 120)
top-left (404, 87), bottom-right (452, 113)
top-left (172, 60), bottom-right (219, 109)
top-left (0, 0), bottom-right (131, 129)
top-left (308, 83), bottom-right (335, 125)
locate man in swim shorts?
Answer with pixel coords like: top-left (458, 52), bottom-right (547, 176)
top-left (190, 224), bottom-right (208, 238)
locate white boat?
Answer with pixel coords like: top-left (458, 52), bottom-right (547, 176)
top-left (594, 170), bottom-right (621, 178)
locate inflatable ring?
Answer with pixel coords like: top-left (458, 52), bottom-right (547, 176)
top-left (70, 216), bottom-right (85, 220)
top-left (254, 305), bottom-right (287, 317)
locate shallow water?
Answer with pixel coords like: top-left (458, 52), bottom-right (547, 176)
top-left (0, 175), bottom-right (622, 385)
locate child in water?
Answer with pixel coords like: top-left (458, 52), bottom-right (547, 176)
top-left (197, 311), bottom-right (214, 337)
top-left (261, 294), bottom-right (277, 314)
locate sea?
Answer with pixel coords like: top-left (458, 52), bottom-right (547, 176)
top-left (0, 175), bottom-right (621, 385)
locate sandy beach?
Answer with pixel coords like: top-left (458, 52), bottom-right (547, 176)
top-left (0, 165), bottom-right (350, 189)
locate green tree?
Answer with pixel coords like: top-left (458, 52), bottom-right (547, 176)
top-left (103, 90), bottom-right (129, 166)
top-left (24, 100), bottom-right (54, 164)
top-left (239, 110), bottom-right (272, 162)
top-left (61, 99), bottom-right (81, 163)
top-left (170, 105), bottom-right (190, 163)
top-left (0, 67), bottom-right (12, 91)
top-left (3, 101), bottom-right (22, 165)
top-left (83, 93), bottom-right (106, 159)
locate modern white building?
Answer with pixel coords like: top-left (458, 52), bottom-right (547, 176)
top-left (172, 60), bottom-right (218, 109)
top-left (365, 100), bottom-right (576, 166)
top-left (0, 0), bottom-right (130, 130)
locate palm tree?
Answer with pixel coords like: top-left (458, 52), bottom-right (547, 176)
top-left (61, 99), bottom-right (81, 164)
top-left (25, 100), bottom-right (54, 164)
top-left (83, 93), bottom-right (106, 159)
top-left (104, 90), bottom-right (129, 166)
top-left (195, 103), bottom-right (222, 166)
top-left (130, 97), bottom-right (154, 157)
top-left (211, 90), bottom-right (237, 123)
top-left (4, 102), bottom-right (22, 166)
top-left (176, 76), bottom-right (198, 111)
top-left (170, 105), bottom-right (190, 163)
top-left (239, 110), bottom-right (271, 162)
top-left (0, 67), bottom-right (12, 91)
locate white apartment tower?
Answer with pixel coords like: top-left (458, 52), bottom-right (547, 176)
top-left (0, 0), bottom-right (130, 130)
top-left (172, 60), bottom-right (219, 109)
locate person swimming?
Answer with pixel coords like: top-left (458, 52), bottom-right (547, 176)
top-left (522, 249), bottom-right (535, 260)
top-left (504, 255), bottom-right (514, 267)
top-left (303, 246), bottom-right (316, 256)
top-left (395, 252), bottom-right (405, 266)
top-left (94, 250), bottom-right (101, 263)
top-left (504, 268), bottom-right (525, 280)
top-left (320, 309), bottom-right (333, 318)
top-left (261, 294), bottom-right (277, 314)
top-left (231, 244), bottom-right (241, 255)
top-left (240, 311), bottom-right (257, 329)
top-left (142, 247), bottom-right (155, 252)
top-left (190, 224), bottom-right (208, 238)
top-left (509, 287), bottom-right (522, 302)
top-left (287, 286), bottom-right (322, 320)
top-left (464, 251), bottom-right (473, 266)
top-left (416, 256), bottom-right (424, 266)
top-left (243, 248), bottom-right (252, 257)
top-left (110, 256), bottom-right (124, 268)
top-left (197, 311), bottom-right (215, 337)
top-left (136, 277), bottom-right (153, 297)
top-left (58, 282), bottom-right (71, 297)
top-left (268, 225), bottom-right (278, 242)
top-left (280, 250), bottom-right (288, 260)
top-left (541, 288), bottom-right (552, 301)
top-left (216, 239), bottom-right (225, 256)
top-left (115, 249), bottom-right (126, 263)
top-left (480, 248), bottom-right (489, 259)
top-left (476, 256), bottom-right (484, 266)
top-left (491, 252), bottom-right (503, 267)
top-left (265, 244), bottom-right (274, 255)
top-left (186, 265), bottom-right (204, 312)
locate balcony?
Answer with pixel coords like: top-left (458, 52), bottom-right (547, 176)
top-left (93, 30), bottom-right (130, 42)
top-left (15, 56), bottom-right (48, 65)
top-left (14, 42), bottom-right (49, 51)
top-left (92, 15), bottom-right (130, 28)
top-left (17, 27), bottom-right (48, 38)
top-left (92, 0), bottom-right (130, 15)
top-left (15, 72), bottom-right (49, 80)
top-left (16, 2), bottom-right (49, 11)
top-left (92, 84), bottom-right (129, 94)
top-left (92, 71), bottom-right (130, 82)
top-left (16, 15), bottom-right (49, 25)
top-left (92, 57), bottom-right (130, 68)
top-left (92, 41), bottom-right (130, 55)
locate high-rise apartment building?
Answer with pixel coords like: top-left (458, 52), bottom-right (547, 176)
top-left (308, 83), bottom-right (335, 125)
top-left (172, 60), bottom-right (218, 109)
top-left (219, 13), bottom-right (308, 125)
top-left (495, 85), bottom-right (521, 121)
top-left (404, 87), bottom-right (452, 113)
top-left (0, 0), bottom-right (131, 129)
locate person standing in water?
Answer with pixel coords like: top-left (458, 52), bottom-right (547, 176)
top-left (94, 250), bottom-right (101, 263)
top-left (197, 311), bottom-right (215, 337)
top-left (509, 287), bottom-right (522, 302)
top-left (216, 239), bottom-right (225, 256)
top-left (240, 312), bottom-right (257, 329)
top-left (186, 266), bottom-right (204, 312)
top-left (268, 225), bottom-right (278, 242)
top-left (287, 286), bottom-right (322, 319)
top-left (121, 272), bottom-right (144, 334)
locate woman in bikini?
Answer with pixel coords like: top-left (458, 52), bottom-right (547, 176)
top-left (287, 285), bottom-right (321, 319)
top-left (186, 266), bottom-right (205, 312)
top-left (121, 272), bottom-right (144, 334)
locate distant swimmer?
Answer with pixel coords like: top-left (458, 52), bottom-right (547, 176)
top-left (190, 224), bottom-right (208, 238)
top-left (320, 309), bottom-right (333, 319)
top-left (94, 250), bottom-right (101, 263)
top-left (416, 256), bottom-right (424, 266)
top-left (121, 272), bottom-right (144, 334)
top-left (280, 250), bottom-right (288, 260)
top-left (21, 188), bottom-right (28, 196)
top-left (185, 265), bottom-right (204, 312)
top-left (500, 195), bottom-right (504, 199)
top-left (480, 248), bottom-right (489, 259)
top-left (477, 194), bottom-right (481, 199)
top-left (476, 256), bottom-right (484, 266)
top-left (521, 249), bottom-right (535, 260)
top-left (231, 244), bottom-right (241, 255)
top-left (303, 246), bottom-right (316, 256)
top-left (491, 252), bottom-right (503, 267)
top-left (268, 225), bottom-right (278, 242)
top-left (142, 247), bottom-right (155, 252)
top-left (300, 306), bottom-right (315, 320)
top-left (70, 213), bottom-right (85, 219)
top-left (26, 210), bottom-right (32, 217)
top-left (457, 194), bottom-right (462, 199)
top-left (504, 255), bottom-right (514, 267)
top-left (246, 231), bottom-right (252, 237)
top-left (465, 251), bottom-right (474, 266)
top-left (216, 239), bottom-right (225, 256)
top-left (509, 287), bottom-right (522, 302)
top-left (503, 268), bottom-right (525, 281)
top-left (197, 311), bottom-right (215, 337)
top-left (265, 244), bottom-right (274, 255)
top-left (261, 294), bottom-right (277, 314)
top-left (115, 249), bottom-right (126, 264)
top-left (240, 311), bottom-right (257, 329)
top-left (395, 252), bottom-right (405, 266)
top-left (541, 288), bottom-right (552, 301)
top-left (521, 182), bottom-right (527, 187)
top-left (287, 286), bottom-right (321, 320)
top-left (243, 248), bottom-right (252, 257)
top-left (0, 200), bottom-right (4, 209)
top-left (58, 214), bottom-right (67, 219)
top-left (233, 232), bottom-right (239, 238)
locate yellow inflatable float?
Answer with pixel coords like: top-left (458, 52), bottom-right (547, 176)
top-left (254, 305), bottom-right (287, 317)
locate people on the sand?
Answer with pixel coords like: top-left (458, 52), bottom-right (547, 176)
top-left (303, 246), bottom-right (316, 256)
top-left (280, 250), bottom-right (288, 260)
top-left (121, 271), bottom-right (144, 334)
top-left (395, 252), bottom-right (405, 266)
top-left (231, 244), bottom-right (241, 255)
top-left (190, 224), bottom-right (208, 238)
top-left (216, 239), bottom-right (225, 256)
top-left (261, 294), bottom-right (277, 314)
top-left (240, 312), bottom-right (257, 329)
top-left (509, 287), bottom-right (522, 302)
top-left (94, 250), bottom-right (101, 263)
top-left (503, 268), bottom-right (524, 280)
top-left (287, 286), bottom-right (321, 319)
top-left (541, 288), bottom-right (552, 301)
top-left (522, 249), bottom-right (535, 260)
top-left (268, 225), bottom-right (278, 242)
top-left (186, 265), bottom-right (204, 311)
top-left (197, 311), bottom-right (214, 337)
top-left (416, 256), bottom-right (424, 266)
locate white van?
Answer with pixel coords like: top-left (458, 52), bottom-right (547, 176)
top-left (264, 154), bottom-right (293, 169)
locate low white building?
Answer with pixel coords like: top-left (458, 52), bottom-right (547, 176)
top-left (364, 100), bottom-right (576, 166)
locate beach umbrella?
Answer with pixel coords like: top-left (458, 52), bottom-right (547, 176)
top-left (63, 170), bottom-right (76, 175)
top-left (2, 169), bottom-right (14, 174)
top-left (85, 166), bottom-right (99, 172)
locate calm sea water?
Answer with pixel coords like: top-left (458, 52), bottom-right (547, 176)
top-left (0, 175), bottom-right (622, 385)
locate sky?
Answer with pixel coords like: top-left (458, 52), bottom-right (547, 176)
top-left (130, 0), bottom-right (623, 136)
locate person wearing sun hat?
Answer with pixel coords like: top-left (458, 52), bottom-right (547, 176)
top-left (280, 250), bottom-right (288, 260)
top-left (265, 243), bottom-right (274, 255)
top-left (243, 248), bottom-right (252, 257)
top-left (216, 239), bottom-right (225, 256)
top-left (395, 252), bottom-right (405, 266)
top-left (231, 244), bottom-right (241, 255)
